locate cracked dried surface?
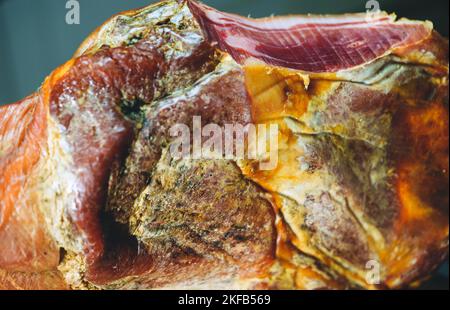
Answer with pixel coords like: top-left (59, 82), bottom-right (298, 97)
top-left (0, 0), bottom-right (448, 289)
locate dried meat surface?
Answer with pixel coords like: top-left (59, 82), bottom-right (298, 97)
top-left (0, 0), bottom-right (448, 290)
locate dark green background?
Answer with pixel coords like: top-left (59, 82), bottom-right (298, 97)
top-left (0, 0), bottom-right (448, 289)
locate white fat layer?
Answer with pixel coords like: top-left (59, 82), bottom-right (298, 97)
top-left (33, 115), bottom-right (84, 254)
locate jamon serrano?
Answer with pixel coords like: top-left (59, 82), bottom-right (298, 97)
top-left (187, 0), bottom-right (434, 72)
top-left (0, 0), bottom-right (448, 290)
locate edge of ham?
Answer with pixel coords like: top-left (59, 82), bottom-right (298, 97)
top-left (187, 0), bottom-right (433, 72)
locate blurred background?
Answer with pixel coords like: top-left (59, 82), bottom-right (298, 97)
top-left (0, 0), bottom-right (448, 289)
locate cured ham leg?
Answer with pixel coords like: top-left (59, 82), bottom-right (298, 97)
top-left (0, 0), bottom-right (448, 290)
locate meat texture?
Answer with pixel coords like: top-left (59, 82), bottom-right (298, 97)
top-left (0, 0), bottom-right (448, 290)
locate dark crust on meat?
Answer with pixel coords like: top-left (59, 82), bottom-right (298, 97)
top-left (48, 4), bottom-right (218, 265)
top-left (108, 65), bottom-right (253, 223)
top-left (49, 42), bottom-right (162, 263)
top-left (46, 0), bottom-right (277, 288)
top-left (87, 158), bottom-right (276, 288)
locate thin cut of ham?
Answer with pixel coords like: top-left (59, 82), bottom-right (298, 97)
top-left (188, 0), bottom-right (432, 72)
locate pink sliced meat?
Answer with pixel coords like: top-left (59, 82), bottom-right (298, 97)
top-left (188, 0), bottom-right (432, 72)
